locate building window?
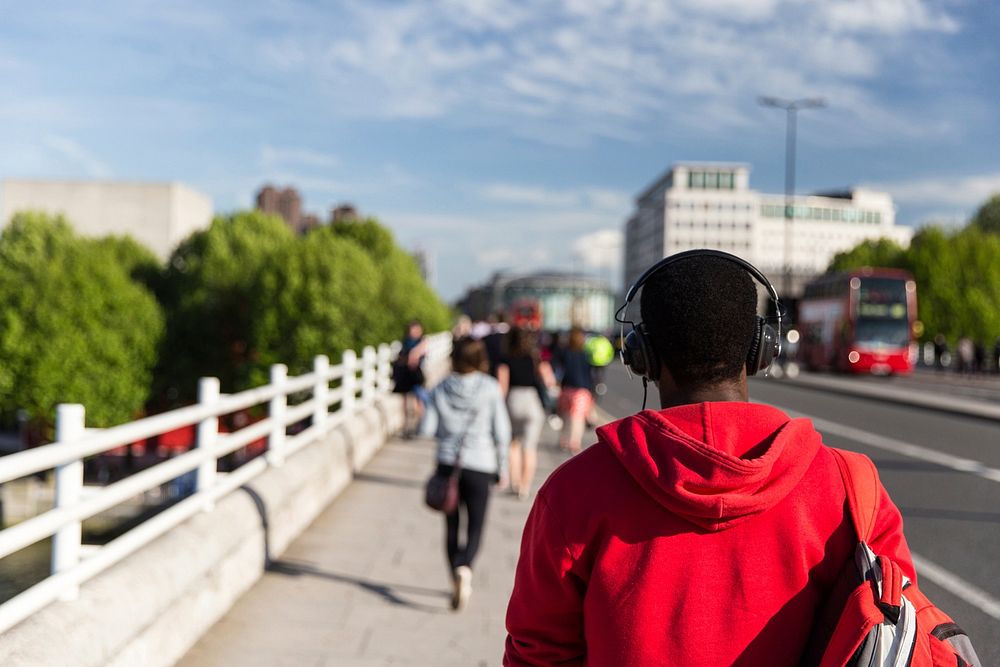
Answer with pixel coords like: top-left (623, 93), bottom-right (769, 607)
top-left (705, 171), bottom-right (719, 188)
top-left (719, 172), bottom-right (734, 189)
top-left (690, 171), bottom-right (705, 188)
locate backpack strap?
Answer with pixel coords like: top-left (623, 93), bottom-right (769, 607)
top-left (830, 449), bottom-right (881, 543)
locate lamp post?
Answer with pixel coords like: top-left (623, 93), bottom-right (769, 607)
top-left (758, 96), bottom-right (826, 298)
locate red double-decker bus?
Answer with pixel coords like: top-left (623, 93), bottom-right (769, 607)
top-left (797, 268), bottom-right (918, 375)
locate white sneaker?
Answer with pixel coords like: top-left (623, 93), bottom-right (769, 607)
top-left (452, 565), bottom-right (472, 610)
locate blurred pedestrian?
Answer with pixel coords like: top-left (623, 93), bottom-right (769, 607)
top-left (483, 311), bottom-right (509, 377)
top-left (974, 341), bottom-right (986, 375)
top-left (555, 326), bottom-right (595, 454)
top-left (956, 335), bottom-right (974, 375)
top-left (452, 314), bottom-right (472, 340)
top-left (497, 327), bottom-right (557, 500)
top-left (420, 337), bottom-right (511, 610)
top-left (392, 320), bottom-right (428, 437)
top-left (933, 333), bottom-right (949, 371)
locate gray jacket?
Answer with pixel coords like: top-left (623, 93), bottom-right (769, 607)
top-left (420, 371), bottom-right (511, 476)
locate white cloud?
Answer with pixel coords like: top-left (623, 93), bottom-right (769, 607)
top-left (573, 229), bottom-right (623, 270)
top-left (41, 135), bottom-right (113, 178)
top-left (875, 172), bottom-right (1000, 208)
top-left (478, 183), bottom-right (631, 212)
top-left (259, 145), bottom-right (339, 170)
top-left (821, 0), bottom-right (960, 34)
top-left (248, 0), bottom-right (961, 144)
top-left (479, 183), bottom-right (579, 207)
top-left (477, 244), bottom-right (552, 268)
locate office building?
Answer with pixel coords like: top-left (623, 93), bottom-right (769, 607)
top-left (0, 179), bottom-right (213, 262)
top-left (623, 163), bottom-right (912, 297)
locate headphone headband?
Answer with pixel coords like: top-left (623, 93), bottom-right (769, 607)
top-left (616, 249), bottom-right (785, 395)
top-left (618, 248), bottom-right (785, 322)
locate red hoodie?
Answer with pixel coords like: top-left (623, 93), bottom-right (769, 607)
top-left (504, 402), bottom-right (914, 666)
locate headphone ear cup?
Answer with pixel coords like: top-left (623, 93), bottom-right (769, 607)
top-left (622, 328), bottom-right (647, 378)
top-left (746, 317), bottom-right (779, 375)
top-left (757, 323), bottom-right (779, 373)
top-left (624, 324), bottom-right (659, 380)
top-left (746, 316), bottom-right (764, 376)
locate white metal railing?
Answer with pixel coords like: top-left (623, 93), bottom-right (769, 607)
top-left (0, 333), bottom-right (452, 635)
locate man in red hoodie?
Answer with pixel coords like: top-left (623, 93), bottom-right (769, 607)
top-left (503, 252), bottom-right (915, 666)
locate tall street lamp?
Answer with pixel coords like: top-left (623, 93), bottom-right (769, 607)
top-left (758, 96), bottom-right (826, 298)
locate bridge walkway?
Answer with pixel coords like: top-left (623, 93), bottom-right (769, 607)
top-left (180, 425), bottom-right (574, 667)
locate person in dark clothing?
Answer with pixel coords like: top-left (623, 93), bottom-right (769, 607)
top-left (483, 312), bottom-right (509, 377)
top-left (392, 321), bottom-right (428, 437)
top-left (933, 333), bottom-right (949, 371)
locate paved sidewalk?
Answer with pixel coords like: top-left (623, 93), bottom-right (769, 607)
top-left (179, 425), bottom-right (576, 667)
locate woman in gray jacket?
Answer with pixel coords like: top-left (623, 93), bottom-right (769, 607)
top-left (420, 336), bottom-right (511, 610)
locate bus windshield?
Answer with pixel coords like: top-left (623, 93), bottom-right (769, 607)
top-left (857, 277), bottom-right (908, 319)
top-left (854, 318), bottom-right (910, 348)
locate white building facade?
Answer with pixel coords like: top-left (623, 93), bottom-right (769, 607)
top-left (0, 180), bottom-right (214, 262)
top-left (624, 163), bottom-right (912, 297)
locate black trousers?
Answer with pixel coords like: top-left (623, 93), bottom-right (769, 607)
top-left (437, 464), bottom-right (495, 570)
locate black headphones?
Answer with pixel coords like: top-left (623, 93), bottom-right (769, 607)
top-left (616, 249), bottom-right (785, 381)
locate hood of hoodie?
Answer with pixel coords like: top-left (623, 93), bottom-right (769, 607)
top-left (596, 402), bottom-right (822, 532)
top-left (433, 372), bottom-right (490, 418)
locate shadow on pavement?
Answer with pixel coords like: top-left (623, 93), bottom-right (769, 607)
top-left (239, 483), bottom-right (449, 613)
top-left (352, 471), bottom-right (425, 489)
top-left (267, 559), bottom-right (450, 612)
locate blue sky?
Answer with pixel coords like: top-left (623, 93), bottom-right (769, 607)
top-left (1, 0), bottom-right (998, 299)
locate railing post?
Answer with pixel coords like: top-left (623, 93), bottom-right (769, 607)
top-left (377, 344), bottom-right (391, 394)
top-left (313, 355), bottom-right (329, 430)
top-left (268, 364), bottom-right (288, 466)
top-left (341, 350), bottom-right (357, 416)
top-left (196, 377), bottom-right (220, 510)
top-left (361, 346), bottom-right (377, 405)
top-left (52, 403), bottom-right (85, 599)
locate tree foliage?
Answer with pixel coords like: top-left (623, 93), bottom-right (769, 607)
top-left (970, 194), bottom-right (1000, 235)
top-left (158, 213), bottom-right (453, 399)
top-left (828, 238), bottom-right (908, 273)
top-left (328, 218), bottom-right (452, 340)
top-left (0, 207), bottom-right (454, 421)
top-left (157, 211), bottom-right (295, 398)
top-left (244, 227), bottom-right (383, 386)
top-left (0, 212), bottom-right (163, 429)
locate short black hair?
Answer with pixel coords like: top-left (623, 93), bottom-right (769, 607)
top-left (639, 255), bottom-right (758, 387)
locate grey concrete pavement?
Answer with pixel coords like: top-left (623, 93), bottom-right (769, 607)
top-left (179, 426), bottom-right (575, 667)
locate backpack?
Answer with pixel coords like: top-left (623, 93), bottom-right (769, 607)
top-left (806, 449), bottom-right (981, 667)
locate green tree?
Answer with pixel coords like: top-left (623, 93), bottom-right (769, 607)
top-left (0, 212), bottom-right (163, 430)
top-left (328, 218), bottom-right (452, 340)
top-left (92, 234), bottom-right (163, 291)
top-left (157, 211), bottom-right (294, 398)
top-left (245, 227), bottom-right (383, 386)
top-left (970, 194), bottom-right (1000, 235)
top-left (828, 238), bottom-right (908, 272)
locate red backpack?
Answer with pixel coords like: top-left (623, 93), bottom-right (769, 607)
top-left (806, 449), bottom-right (981, 667)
